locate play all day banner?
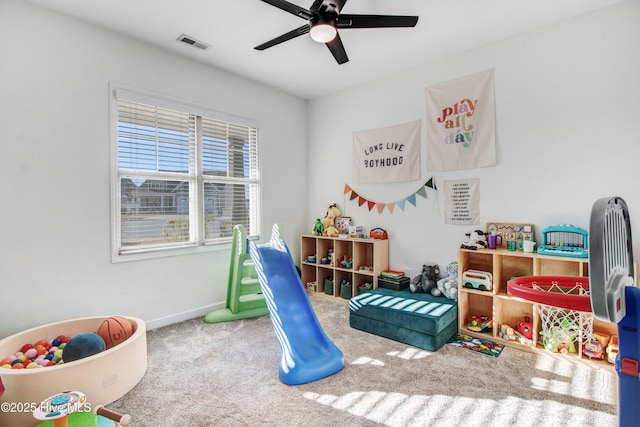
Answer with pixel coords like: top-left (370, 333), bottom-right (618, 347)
top-left (352, 120), bottom-right (421, 184)
top-left (425, 69), bottom-right (496, 171)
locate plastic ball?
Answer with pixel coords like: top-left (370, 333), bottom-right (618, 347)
top-left (0, 359), bottom-right (10, 366)
top-left (1, 364), bottom-right (11, 369)
top-left (35, 345), bottom-right (47, 356)
top-left (52, 338), bottom-right (62, 347)
top-left (7, 355), bottom-right (16, 362)
top-left (52, 355), bottom-right (62, 363)
top-left (16, 354), bottom-right (27, 362)
top-left (24, 348), bottom-right (37, 359)
top-left (20, 344), bottom-right (33, 353)
top-left (12, 363), bottom-right (24, 369)
top-left (26, 362), bottom-right (38, 369)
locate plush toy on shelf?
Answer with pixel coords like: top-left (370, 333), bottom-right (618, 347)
top-left (437, 261), bottom-right (458, 301)
top-left (321, 204), bottom-right (341, 237)
top-left (461, 230), bottom-right (488, 250)
top-left (410, 264), bottom-right (441, 296)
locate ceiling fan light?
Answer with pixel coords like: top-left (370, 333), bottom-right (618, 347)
top-left (310, 23), bottom-right (337, 43)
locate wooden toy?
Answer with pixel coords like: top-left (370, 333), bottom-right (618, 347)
top-left (467, 315), bottom-right (492, 332)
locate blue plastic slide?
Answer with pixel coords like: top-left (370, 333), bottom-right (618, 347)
top-left (248, 224), bottom-right (344, 385)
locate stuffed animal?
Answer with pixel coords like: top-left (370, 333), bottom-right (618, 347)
top-left (437, 261), bottom-right (458, 301)
top-left (461, 229), bottom-right (488, 250)
top-left (410, 264), bottom-right (441, 296)
top-left (321, 204), bottom-right (341, 237)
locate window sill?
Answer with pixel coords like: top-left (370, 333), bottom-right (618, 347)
top-left (111, 241), bottom-right (232, 263)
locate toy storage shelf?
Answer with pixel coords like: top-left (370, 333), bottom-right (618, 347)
top-left (300, 235), bottom-right (389, 300)
top-left (458, 248), bottom-right (617, 369)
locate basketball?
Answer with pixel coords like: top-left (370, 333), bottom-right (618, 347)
top-left (96, 316), bottom-right (134, 349)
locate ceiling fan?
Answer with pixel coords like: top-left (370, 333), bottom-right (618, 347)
top-left (254, 0), bottom-right (419, 64)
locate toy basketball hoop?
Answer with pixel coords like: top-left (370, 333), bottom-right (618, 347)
top-left (589, 197), bottom-right (637, 427)
top-left (508, 276), bottom-right (595, 354)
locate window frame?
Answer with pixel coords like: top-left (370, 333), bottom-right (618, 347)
top-left (109, 84), bottom-right (262, 262)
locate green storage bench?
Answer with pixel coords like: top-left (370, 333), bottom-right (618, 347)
top-left (349, 287), bottom-right (458, 351)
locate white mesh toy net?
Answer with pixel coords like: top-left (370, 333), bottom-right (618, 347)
top-left (532, 279), bottom-right (595, 355)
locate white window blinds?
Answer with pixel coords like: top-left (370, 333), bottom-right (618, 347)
top-left (114, 91), bottom-right (260, 256)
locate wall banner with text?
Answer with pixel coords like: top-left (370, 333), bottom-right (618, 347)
top-left (352, 120), bottom-right (421, 184)
top-left (444, 179), bottom-right (479, 225)
top-left (425, 69), bottom-right (496, 171)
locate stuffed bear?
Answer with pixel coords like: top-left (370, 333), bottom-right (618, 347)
top-left (437, 261), bottom-right (458, 301)
top-left (461, 229), bottom-right (488, 250)
top-left (410, 264), bottom-right (441, 296)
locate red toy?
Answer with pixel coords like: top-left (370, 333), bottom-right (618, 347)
top-left (370, 228), bottom-right (388, 240)
top-left (517, 316), bottom-right (533, 340)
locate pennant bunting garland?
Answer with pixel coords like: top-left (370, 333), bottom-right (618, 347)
top-left (343, 178), bottom-right (437, 214)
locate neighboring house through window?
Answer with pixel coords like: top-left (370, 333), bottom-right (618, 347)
top-left (111, 86), bottom-right (260, 261)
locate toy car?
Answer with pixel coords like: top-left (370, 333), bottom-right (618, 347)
top-left (583, 339), bottom-right (605, 360)
top-left (462, 270), bottom-right (493, 291)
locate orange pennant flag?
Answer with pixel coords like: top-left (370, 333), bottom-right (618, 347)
top-left (350, 191), bottom-right (359, 201)
top-left (367, 201), bottom-right (375, 211)
top-left (344, 184), bottom-right (352, 194)
top-left (358, 197), bottom-right (366, 206)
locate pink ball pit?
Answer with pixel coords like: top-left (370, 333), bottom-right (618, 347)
top-left (0, 316), bottom-right (147, 427)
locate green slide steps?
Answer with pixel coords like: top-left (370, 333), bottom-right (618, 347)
top-left (204, 224), bottom-right (280, 323)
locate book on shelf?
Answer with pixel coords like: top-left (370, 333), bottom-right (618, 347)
top-left (380, 270), bottom-right (405, 280)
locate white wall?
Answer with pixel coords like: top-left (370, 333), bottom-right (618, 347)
top-left (307, 1), bottom-right (640, 278)
top-left (2, 0), bottom-right (638, 339)
top-left (0, 0), bottom-right (307, 338)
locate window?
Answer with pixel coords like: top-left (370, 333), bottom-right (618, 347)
top-left (111, 87), bottom-right (260, 260)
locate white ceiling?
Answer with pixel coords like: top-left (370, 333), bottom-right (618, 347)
top-left (22, 0), bottom-right (626, 99)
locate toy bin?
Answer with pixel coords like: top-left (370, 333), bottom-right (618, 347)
top-left (340, 280), bottom-right (352, 299)
top-left (0, 316), bottom-right (147, 427)
top-left (324, 278), bottom-right (334, 296)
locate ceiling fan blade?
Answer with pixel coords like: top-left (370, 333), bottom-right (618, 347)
top-left (254, 24), bottom-right (310, 50)
top-left (337, 14), bottom-right (419, 29)
top-left (326, 33), bottom-right (349, 64)
top-left (259, 0), bottom-right (313, 20)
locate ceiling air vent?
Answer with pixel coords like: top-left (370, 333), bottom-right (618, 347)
top-left (177, 34), bottom-right (211, 50)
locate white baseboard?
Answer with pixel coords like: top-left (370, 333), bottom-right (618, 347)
top-left (145, 302), bottom-right (225, 330)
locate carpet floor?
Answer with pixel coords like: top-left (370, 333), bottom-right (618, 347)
top-left (106, 295), bottom-right (617, 426)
